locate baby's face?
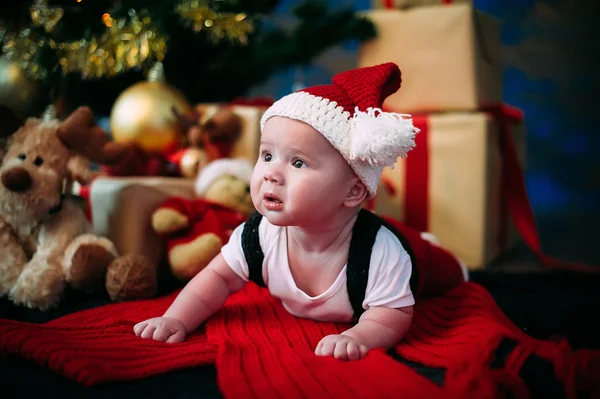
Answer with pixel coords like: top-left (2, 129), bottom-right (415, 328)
top-left (251, 116), bottom-right (357, 227)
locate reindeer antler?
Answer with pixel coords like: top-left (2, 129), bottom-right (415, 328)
top-left (202, 108), bottom-right (242, 143)
top-left (172, 105), bottom-right (242, 149)
top-left (56, 106), bottom-right (128, 165)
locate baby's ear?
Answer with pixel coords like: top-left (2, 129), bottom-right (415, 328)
top-left (344, 179), bottom-right (368, 208)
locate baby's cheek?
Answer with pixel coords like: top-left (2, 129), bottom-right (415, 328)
top-left (249, 176), bottom-right (262, 202)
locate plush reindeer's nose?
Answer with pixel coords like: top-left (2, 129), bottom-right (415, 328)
top-left (1, 166), bottom-right (32, 192)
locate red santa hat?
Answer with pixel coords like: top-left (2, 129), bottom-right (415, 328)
top-left (260, 62), bottom-right (419, 198)
top-left (194, 158), bottom-right (254, 196)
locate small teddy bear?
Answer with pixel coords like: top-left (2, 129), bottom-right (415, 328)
top-left (167, 106), bottom-right (243, 178)
top-left (151, 158), bottom-right (254, 281)
top-left (0, 105), bottom-right (157, 310)
top-left (102, 106), bottom-right (243, 179)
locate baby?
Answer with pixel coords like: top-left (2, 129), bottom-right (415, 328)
top-left (135, 62), bottom-right (420, 361)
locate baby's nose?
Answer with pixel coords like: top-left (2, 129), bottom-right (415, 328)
top-left (263, 170), bottom-right (280, 184)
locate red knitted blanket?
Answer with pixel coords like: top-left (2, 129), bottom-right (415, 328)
top-left (1, 282), bottom-right (598, 398)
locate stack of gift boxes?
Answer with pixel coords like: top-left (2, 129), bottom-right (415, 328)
top-left (359, 0), bottom-right (528, 269)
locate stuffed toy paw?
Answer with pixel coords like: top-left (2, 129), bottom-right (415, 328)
top-left (151, 158), bottom-right (254, 280)
top-left (167, 230), bottom-right (224, 281)
top-left (105, 253), bottom-right (158, 301)
top-left (152, 205), bottom-right (190, 235)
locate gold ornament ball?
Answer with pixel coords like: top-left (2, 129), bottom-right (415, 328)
top-left (0, 56), bottom-right (49, 119)
top-left (110, 79), bottom-right (192, 155)
top-left (180, 147), bottom-right (210, 178)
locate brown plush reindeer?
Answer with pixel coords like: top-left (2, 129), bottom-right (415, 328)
top-left (0, 106), bottom-right (156, 310)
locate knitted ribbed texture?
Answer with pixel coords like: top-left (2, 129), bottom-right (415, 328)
top-left (1, 283), bottom-right (599, 398)
top-left (328, 61), bottom-right (401, 114)
top-left (0, 291), bottom-right (218, 385)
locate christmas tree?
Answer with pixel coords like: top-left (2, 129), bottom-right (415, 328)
top-left (0, 0), bottom-right (375, 116)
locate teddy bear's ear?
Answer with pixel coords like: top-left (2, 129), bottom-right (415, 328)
top-left (202, 108), bottom-right (242, 143)
top-left (0, 105), bottom-right (24, 138)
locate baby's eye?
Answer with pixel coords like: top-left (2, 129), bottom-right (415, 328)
top-left (292, 159), bottom-right (306, 168)
top-left (263, 152), bottom-right (272, 162)
top-left (17, 153), bottom-right (26, 160)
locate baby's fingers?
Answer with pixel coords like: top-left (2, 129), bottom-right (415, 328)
top-left (346, 341), bottom-right (362, 361)
top-left (315, 336), bottom-right (335, 356)
top-left (165, 329), bottom-right (186, 344)
top-left (133, 321), bottom-right (148, 336)
top-left (359, 344), bottom-right (369, 358)
top-left (140, 324), bottom-right (157, 339)
top-left (333, 340), bottom-right (350, 361)
top-left (152, 325), bottom-right (172, 342)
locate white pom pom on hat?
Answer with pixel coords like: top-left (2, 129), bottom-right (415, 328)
top-left (259, 62), bottom-right (419, 199)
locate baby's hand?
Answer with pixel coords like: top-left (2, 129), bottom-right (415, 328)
top-left (315, 334), bottom-right (369, 361)
top-left (133, 317), bottom-right (187, 344)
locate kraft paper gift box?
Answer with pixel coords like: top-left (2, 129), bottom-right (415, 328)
top-left (73, 177), bottom-right (196, 262)
top-left (371, 106), bottom-right (527, 269)
top-left (358, 4), bottom-right (502, 113)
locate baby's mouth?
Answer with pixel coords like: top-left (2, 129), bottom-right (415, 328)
top-left (264, 193), bottom-right (282, 203)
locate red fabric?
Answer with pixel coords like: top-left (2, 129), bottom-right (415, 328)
top-left (101, 145), bottom-right (178, 177)
top-left (383, 216), bottom-right (466, 297)
top-left (156, 197), bottom-right (247, 249)
top-left (1, 282), bottom-right (598, 398)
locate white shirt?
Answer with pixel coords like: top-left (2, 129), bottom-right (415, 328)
top-left (221, 217), bottom-right (415, 323)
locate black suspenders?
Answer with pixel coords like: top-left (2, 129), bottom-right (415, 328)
top-left (241, 211), bottom-right (267, 288)
top-left (241, 209), bottom-right (418, 320)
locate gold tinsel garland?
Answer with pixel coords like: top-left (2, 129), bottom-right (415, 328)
top-left (55, 10), bottom-right (168, 79)
top-left (175, 0), bottom-right (254, 45)
top-left (29, 0), bottom-right (64, 33)
top-left (0, 0), bottom-right (254, 81)
top-left (1, 0), bottom-right (66, 79)
top-left (2, 28), bottom-right (50, 80)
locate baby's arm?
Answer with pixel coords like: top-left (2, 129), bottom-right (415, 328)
top-left (315, 306), bottom-right (413, 360)
top-left (343, 305), bottom-right (413, 348)
top-left (134, 253), bottom-right (246, 343)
